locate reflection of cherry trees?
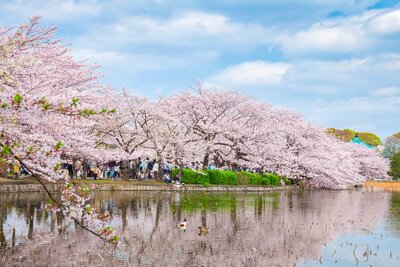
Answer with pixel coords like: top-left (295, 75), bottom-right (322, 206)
top-left (0, 190), bottom-right (392, 266)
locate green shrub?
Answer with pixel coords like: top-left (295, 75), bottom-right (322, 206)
top-left (283, 177), bottom-right (292, 185)
top-left (238, 171), bottom-right (262, 185)
top-left (261, 176), bottom-right (270, 185)
top-left (262, 173), bottom-right (280, 186)
top-left (389, 152), bottom-right (400, 180)
top-left (208, 170), bottom-right (238, 185)
top-left (172, 168), bottom-right (209, 184)
top-left (171, 168), bottom-right (292, 186)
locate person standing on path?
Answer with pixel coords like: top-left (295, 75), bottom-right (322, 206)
top-left (13, 160), bottom-right (20, 179)
top-left (140, 158), bottom-right (149, 179)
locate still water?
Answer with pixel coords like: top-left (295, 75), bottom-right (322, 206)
top-left (0, 189), bottom-right (400, 266)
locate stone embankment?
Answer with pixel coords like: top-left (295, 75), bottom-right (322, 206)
top-left (0, 182), bottom-right (294, 193)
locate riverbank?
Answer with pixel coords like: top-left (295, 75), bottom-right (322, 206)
top-left (0, 177), bottom-right (294, 193)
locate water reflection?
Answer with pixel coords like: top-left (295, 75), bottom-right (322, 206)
top-left (0, 190), bottom-right (399, 266)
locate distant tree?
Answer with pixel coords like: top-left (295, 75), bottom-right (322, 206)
top-left (383, 134), bottom-right (400, 159)
top-left (389, 152), bottom-right (400, 180)
top-left (393, 132), bottom-right (400, 139)
top-left (327, 128), bottom-right (381, 146)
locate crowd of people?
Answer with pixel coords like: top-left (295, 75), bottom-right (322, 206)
top-left (6, 157), bottom-right (277, 185)
top-left (60, 158), bottom-right (176, 182)
top-left (60, 158), bottom-right (246, 183)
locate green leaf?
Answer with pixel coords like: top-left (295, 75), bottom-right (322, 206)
top-left (71, 97), bottom-right (80, 108)
top-left (55, 141), bottom-right (64, 150)
top-left (0, 103), bottom-right (7, 108)
top-left (110, 235), bottom-right (119, 242)
top-left (85, 206), bottom-right (93, 213)
top-left (1, 145), bottom-right (11, 155)
top-left (43, 103), bottom-right (51, 110)
top-left (13, 94), bottom-right (22, 105)
top-left (82, 108), bottom-right (97, 116)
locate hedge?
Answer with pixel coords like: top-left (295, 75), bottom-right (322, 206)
top-left (172, 168), bottom-right (291, 186)
top-left (208, 170), bottom-right (238, 185)
top-left (237, 171), bottom-right (292, 186)
top-left (172, 168), bottom-right (209, 185)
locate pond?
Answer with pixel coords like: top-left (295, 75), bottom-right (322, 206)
top-left (0, 189), bottom-right (400, 266)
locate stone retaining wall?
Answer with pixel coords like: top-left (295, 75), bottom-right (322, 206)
top-left (0, 183), bottom-right (295, 193)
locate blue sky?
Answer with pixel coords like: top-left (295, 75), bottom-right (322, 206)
top-left (1, 0), bottom-right (399, 138)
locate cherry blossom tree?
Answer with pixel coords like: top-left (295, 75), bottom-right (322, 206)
top-left (161, 86), bottom-right (389, 188)
top-left (0, 17), bottom-right (118, 242)
top-left (163, 87), bottom-right (265, 169)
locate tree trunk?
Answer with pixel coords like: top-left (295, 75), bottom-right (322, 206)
top-left (178, 162), bottom-right (183, 178)
top-left (72, 157), bottom-right (77, 179)
top-left (82, 160), bottom-right (87, 179)
top-left (156, 158), bottom-right (162, 181)
top-left (122, 161), bottom-right (129, 180)
top-left (202, 153), bottom-right (209, 171)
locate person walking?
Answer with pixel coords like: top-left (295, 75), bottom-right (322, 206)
top-left (151, 160), bottom-right (159, 180)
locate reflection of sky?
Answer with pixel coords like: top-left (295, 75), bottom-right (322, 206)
top-left (1, 190), bottom-right (400, 266)
top-left (299, 225), bottom-right (400, 266)
top-left (4, 212), bottom-right (32, 245)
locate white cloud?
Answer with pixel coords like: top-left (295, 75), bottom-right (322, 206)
top-left (281, 24), bottom-right (367, 55)
top-left (278, 7), bottom-right (400, 56)
top-left (0, 0), bottom-right (101, 21)
top-left (75, 11), bottom-right (271, 49)
top-left (367, 9), bottom-right (400, 34)
top-left (369, 87), bottom-right (400, 97)
top-left (282, 53), bottom-right (400, 93)
top-left (209, 61), bottom-right (290, 87)
top-left (70, 47), bottom-right (198, 72)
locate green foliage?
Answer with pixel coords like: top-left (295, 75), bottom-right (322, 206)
top-left (55, 140), bottom-right (64, 150)
top-left (81, 108), bottom-right (97, 116)
top-left (172, 168), bottom-right (210, 185)
top-left (1, 145), bottom-right (11, 155)
top-left (393, 132), bottom-right (400, 139)
top-left (238, 171), bottom-right (262, 185)
top-left (327, 128), bottom-right (381, 146)
top-left (208, 170), bottom-right (238, 185)
top-left (172, 168), bottom-right (291, 186)
top-left (284, 177), bottom-right (293, 185)
top-left (389, 152), bottom-right (400, 180)
top-left (12, 94), bottom-right (22, 105)
top-left (358, 132), bottom-right (381, 146)
top-left (110, 235), bottom-right (119, 244)
top-left (263, 173), bottom-right (280, 186)
top-left (237, 171), bottom-right (290, 186)
top-left (71, 97), bottom-right (80, 108)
